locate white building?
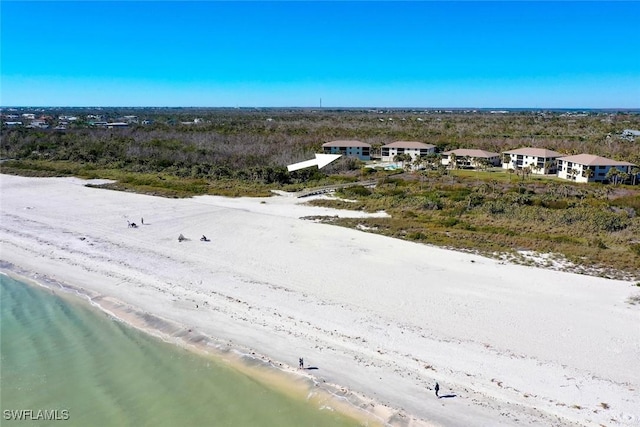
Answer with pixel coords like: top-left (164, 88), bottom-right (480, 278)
top-left (27, 120), bottom-right (50, 129)
top-left (556, 154), bottom-right (635, 183)
top-left (502, 147), bottom-right (563, 174)
top-left (380, 141), bottom-right (436, 162)
top-left (441, 149), bottom-right (500, 169)
top-left (322, 140), bottom-right (371, 161)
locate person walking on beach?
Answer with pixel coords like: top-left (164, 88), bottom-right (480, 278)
top-left (141, 217), bottom-right (144, 225)
top-left (299, 357), bottom-right (304, 369)
top-left (435, 382), bottom-right (440, 397)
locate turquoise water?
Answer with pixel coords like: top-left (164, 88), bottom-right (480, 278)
top-left (0, 275), bottom-right (360, 426)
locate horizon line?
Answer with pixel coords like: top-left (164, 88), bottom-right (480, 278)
top-left (3, 106), bottom-right (639, 111)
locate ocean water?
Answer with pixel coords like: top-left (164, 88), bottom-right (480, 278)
top-left (0, 275), bottom-right (361, 426)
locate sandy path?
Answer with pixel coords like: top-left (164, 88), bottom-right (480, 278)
top-left (1, 174), bottom-right (639, 427)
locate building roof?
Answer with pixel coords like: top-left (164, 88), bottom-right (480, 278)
top-left (557, 154), bottom-right (635, 167)
top-left (442, 148), bottom-right (500, 158)
top-left (382, 141), bottom-right (436, 149)
top-left (503, 147), bottom-right (563, 158)
top-left (322, 140), bottom-right (371, 148)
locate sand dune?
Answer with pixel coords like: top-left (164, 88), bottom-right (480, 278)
top-left (1, 174), bottom-right (638, 426)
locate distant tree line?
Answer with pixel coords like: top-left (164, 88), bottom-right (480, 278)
top-left (2, 110), bottom-right (639, 184)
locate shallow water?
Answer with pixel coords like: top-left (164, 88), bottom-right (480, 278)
top-left (0, 275), bottom-right (360, 426)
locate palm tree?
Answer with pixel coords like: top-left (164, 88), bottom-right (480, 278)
top-left (463, 155), bottom-right (471, 169)
top-left (412, 155), bottom-right (422, 171)
top-left (566, 168), bottom-right (577, 181)
top-left (631, 167), bottom-right (640, 185)
top-left (583, 167), bottom-right (594, 182)
top-left (619, 171), bottom-right (630, 185)
top-left (502, 153), bottom-right (512, 169)
top-left (606, 167), bottom-right (620, 185)
top-left (403, 153), bottom-right (412, 169)
top-left (393, 153), bottom-right (411, 170)
top-left (449, 153), bottom-right (458, 170)
top-left (431, 153), bottom-right (443, 170)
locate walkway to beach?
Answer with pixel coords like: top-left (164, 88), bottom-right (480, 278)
top-left (294, 179), bottom-right (377, 198)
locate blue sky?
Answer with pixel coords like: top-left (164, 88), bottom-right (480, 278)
top-left (1, 1), bottom-right (638, 108)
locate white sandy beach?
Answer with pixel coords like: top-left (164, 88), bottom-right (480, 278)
top-left (1, 174), bottom-right (639, 427)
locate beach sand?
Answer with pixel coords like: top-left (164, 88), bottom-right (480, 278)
top-left (1, 174), bottom-right (639, 426)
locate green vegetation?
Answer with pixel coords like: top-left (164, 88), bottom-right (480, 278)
top-left (2, 109), bottom-right (639, 279)
top-left (308, 170), bottom-right (640, 280)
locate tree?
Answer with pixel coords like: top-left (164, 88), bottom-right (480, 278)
top-left (479, 158), bottom-right (491, 172)
top-left (606, 167), bottom-right (620, 185)
top-left (631, 167), bottom-right (640, 185)
top-left (544, 160), bottom-right (553, 174)
top-left (502, 153), bottom-right (512, 169)
top-left (463, 155), bottom-right (471, 169)
top-left (568, 168), bottom-right (579, 181)
top-left (583, 167), bottom-right (594, 182)
top-left (412, 155), bottom-right (424, 171)
top-left (619, 171), bottom-right (630, 185)
top-left (474, 158), bottom-right (490, 185)
top-left (449, 153), bottom-right (458, 170)
top-left (426, 153), bottom-right (441, 170)
top-left (392, 153), bottom-right (412, 170)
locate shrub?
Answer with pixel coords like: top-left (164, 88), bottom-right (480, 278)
top-left (440, 217), bottom-right (459, 227)
top-left (422, 195), bottom-right (442, 210)
top-left (448, 188), bottom-right (471, 201)
top-left (592, 238), bottom-right (608, 249)
top-left (407, 231), bottom-right (426, 240)
top-left (591, 211), bottom-right (629, 232)
top-left (610, 195), bottom-right (640, 211)
top-left (343, 185), bottom-right (372, 197)
top-left (542, 200), bottom-right (569, 209)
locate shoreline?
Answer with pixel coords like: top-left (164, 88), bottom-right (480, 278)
top-left (1, 174), bottom-right (639, 427)
top-left (0, 265), bottom-right (399, 427)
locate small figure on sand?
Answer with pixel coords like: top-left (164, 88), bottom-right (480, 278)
top-left (141, 217), bottom-right (144, 225)
top-left (128, 221), bottom-right (137, 228)
top-left (299, 357), bottom-right (304, 369)
top-left (200, 235), bottom-right (210, 242)
top-left (435, 382), bottom-right (440, 397)
top-left (178, 234), bottom-right (186, 242)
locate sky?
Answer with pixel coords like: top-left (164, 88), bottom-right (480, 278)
top-left (1, 1), bottom-right (639, 108)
